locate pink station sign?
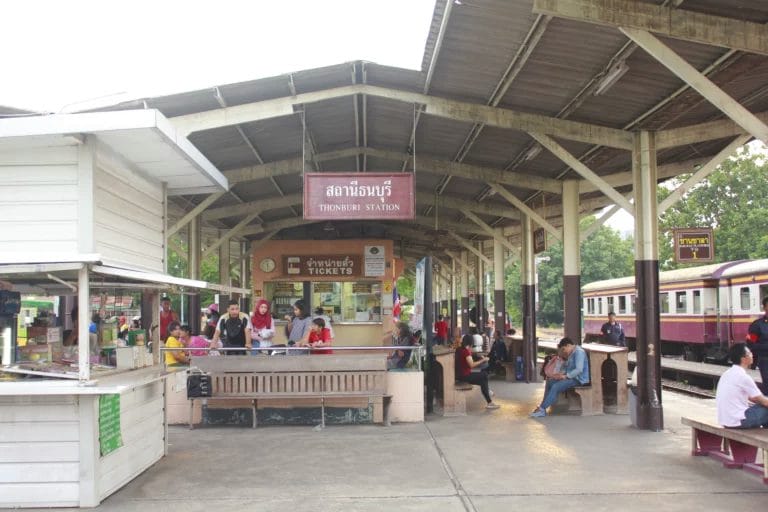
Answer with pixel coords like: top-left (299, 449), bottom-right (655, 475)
top-left (303, 172), bottom-right (415, 220)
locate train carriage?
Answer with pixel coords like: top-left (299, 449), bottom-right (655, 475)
top-left (582, 259), bottom-right (768, 361)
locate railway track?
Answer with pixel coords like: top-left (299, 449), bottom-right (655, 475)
top-left (661, 379), bottom-right (715, 399)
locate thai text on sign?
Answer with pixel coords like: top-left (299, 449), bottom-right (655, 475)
top-left (674, 228), bottom-right (714, 263)
top-left (303, 173), bottom-right (415, 220)
top-left (284, 255), bottom-right (362, 277)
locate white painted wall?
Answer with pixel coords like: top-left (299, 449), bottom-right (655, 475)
top-left (0, 395), bottom-right (80, 508)
top-left (0, 380), bottom-right (167, 508)
top-left (0, 145), bottom-right (80, 256)
top-left (93, 144), bottom-right (165, 272)
top-left (97, 381), bottom-right (165, 500)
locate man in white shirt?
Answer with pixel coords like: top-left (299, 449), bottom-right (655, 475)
top-left (715, 343), bottom-right (768, 428)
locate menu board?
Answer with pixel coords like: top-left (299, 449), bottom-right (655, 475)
top-left (99, 394), bottom-right (123, 456)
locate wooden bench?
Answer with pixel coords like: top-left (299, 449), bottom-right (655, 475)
top-left (188, 354), bottom-right (392, 428)
top-left (681, 416), bottom-right (768, 484)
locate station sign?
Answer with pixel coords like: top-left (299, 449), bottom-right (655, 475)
top-left (303, 172), bottom-right (415, 220)
top-left (284, 255), bottom-right (361, 277)
top-left (673, 228), bottom-right (714, 263)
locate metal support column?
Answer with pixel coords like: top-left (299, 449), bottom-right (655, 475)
top-left (562, 179), bottom-right (581, 343)
top-left (218, 237), bottom-right (231, 310)
top-left (240, 240), bottom-right (251, 314)
top-left (521, 215), bottom-right (537, 382)
top-left (494, 228), bottom-right (506, 337)
top-left (450, 257), bottom-right (458, 342)
top-left (188, 216), bottom-right (201, 335)
top-left (633, 130), bottom-right (663, 431)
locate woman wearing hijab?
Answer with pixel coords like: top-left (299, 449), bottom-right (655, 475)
top-left (251, 299), bottom-right (275, 351)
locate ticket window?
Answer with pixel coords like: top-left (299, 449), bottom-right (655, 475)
top-left (311, 281), bottom-right (382, 323)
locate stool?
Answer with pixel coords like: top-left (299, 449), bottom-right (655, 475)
top-left (451, 382), bottom-right (474, 416)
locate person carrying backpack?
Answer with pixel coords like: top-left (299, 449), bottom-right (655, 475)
top-left (210, 300), bottom-right (252, 355)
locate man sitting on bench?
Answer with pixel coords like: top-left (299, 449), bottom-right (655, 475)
top-left (715, 343), bottom-right (768, 428)
top-left (530, 337), bottom-right (589, 418)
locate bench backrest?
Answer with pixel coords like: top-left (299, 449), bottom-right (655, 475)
top-left (189, 354), bottom-right (388, 397)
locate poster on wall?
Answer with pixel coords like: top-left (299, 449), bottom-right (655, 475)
top-left (364, 245), bottom-right (386, 277)
top-left (99, 394), bottom-right (123, 457)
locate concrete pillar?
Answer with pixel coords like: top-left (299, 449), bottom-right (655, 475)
top-left (494, 228), bottom-right (506, 337)
top-left (521, 215), bottom-right (537, 382)
top-left (460, 251), bottom-right (469, 335)
top-left (633, 130), bottom-right (663, 431)
top-left (562, 180), bottom-right (581, 343)
top-left (77, 266), bottom-right (90, 382)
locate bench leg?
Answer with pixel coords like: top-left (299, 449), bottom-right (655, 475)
top-left (252, 400), bottom-right (258, 429)
top-left (692, 428), bottom-right (726, 456)
top-left (726, 439), bottom-right (758, 466)
top-left (383, 396), bottom-right (392, 427)
top-left (320, 396), bottom-right (326, 430)
top-left (189, 398), bottom-right (194, 430)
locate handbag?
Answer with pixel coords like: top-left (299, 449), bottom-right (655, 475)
top-left (186, 369), bottom-right (212, 398)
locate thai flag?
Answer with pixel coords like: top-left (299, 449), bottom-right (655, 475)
top-left (393, 286), bottom-right (401, 320)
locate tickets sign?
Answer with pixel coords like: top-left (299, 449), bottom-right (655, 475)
top-left (303, 172), bottom-right (415, 220)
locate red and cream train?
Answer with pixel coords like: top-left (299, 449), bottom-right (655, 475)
top-left (582, 259), bottom-right (768, 361)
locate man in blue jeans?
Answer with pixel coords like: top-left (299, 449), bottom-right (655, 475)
top-left (530, 337), bottom-right (590, 418)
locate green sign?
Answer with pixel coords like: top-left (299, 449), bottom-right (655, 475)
top-left (99, 394), bottom-right (123, 456)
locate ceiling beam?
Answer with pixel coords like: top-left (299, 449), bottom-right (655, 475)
top-left (658, 135), bottom-right (751, 215)
top-left (621, 28), bottom-right (768, 144)
top-left (656, 113), bottom-right (765, 149)
top-left (225, 145), bottom-right (562, 194)
top-left (531, 132), bottom-right (634, 213)
top-left (579, 155), bottom-right (709, 193)
top-left (489, 183), bottom-right (561, 240)
top-left (463, 211), bottom-right (518, 254)
top-left (416, 192), bottom-right (521, 221)
top-left (202, 213), bottom-right (260, 259)
top-left (167, 191), bottom-right (227, 237)
top-left (239, 217), bottom-right (314, 237)
top-left (533, 0), bottom-right (768, 56)
top-left (448, 232), bottom-right (492, 265)
top-left (171, 84), bottom-right (634, 149)
top-left (203, 193), bottom-right (303, 221)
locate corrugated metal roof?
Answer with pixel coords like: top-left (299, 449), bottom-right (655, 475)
top-left (68, 0), bottom-right (768, 258)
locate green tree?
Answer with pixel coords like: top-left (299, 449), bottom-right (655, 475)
top-left (536, 218), bottom-right (634, 326)
top-left (658, 149), bottom-right (768, 268)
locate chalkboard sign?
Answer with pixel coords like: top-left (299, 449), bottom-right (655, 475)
top-left (99, 394), bottom-right (123, 456)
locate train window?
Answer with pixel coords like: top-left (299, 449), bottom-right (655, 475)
top-left (607, 296), bottom-right (615, 313)
top-left (587, 298), bottom-right (595, 315)
top-left (740, 287), bottom-right (751, 310)
top-left (692, 290), bottom-right (701, 314)
top-left (630, 294), bottom-right (636, 313)
top-left (675, 291), bottom-right (687, 314)
top-left (618, 295), bottom-right (627, 314)
top-left (659, 292), bottom-right (669, 314)
top-left (597, 297), bottom-right (603, 315)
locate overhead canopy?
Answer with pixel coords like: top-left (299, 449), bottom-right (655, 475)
top-left (0, 109), bottom-right (228, 195)
top-left (18, 0), bottom-right (768, 263)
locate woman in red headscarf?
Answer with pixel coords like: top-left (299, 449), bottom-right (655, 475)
top-left (251, 299), bottom-right (275, 351)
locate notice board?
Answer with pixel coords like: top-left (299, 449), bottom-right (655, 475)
top-left (99, 394), bottom-right (123, 456)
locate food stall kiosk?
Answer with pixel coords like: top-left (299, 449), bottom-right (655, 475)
top-left (0, 110), bottom-right (229, 508)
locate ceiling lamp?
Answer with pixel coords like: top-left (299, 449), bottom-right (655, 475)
top-left (594, 61), bottom-right (630, 96)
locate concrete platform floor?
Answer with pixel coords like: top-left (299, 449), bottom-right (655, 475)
top-left (41, 381), bottom-right (768, 511)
